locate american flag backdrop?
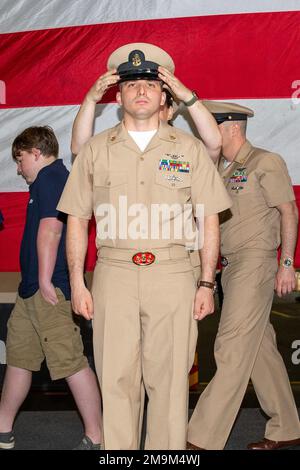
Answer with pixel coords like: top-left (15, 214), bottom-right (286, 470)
top-left (0, 0), bottom-right (300, 272)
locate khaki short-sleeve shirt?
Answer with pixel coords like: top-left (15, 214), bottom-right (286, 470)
top-left (219, 140), bottom-right (295, 254)
top-left (58, 121), bottom-right (231, 250)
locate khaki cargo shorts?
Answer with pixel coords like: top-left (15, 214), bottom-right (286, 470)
top-left (6, 288), bottom-right (88, 380)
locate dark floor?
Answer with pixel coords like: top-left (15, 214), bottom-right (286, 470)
top-left (3, 407), bottom-right (300, 450)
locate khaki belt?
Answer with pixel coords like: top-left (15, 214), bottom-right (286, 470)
top-left (99, 246), bottom-right (189, 264)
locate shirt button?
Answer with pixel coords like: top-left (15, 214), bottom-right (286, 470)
top-left (107, 181), bottom-right (111, 186)
top-left (140, 157), bottom-right (144, 161)
top-left (140, 181), bottom-right (144, 185)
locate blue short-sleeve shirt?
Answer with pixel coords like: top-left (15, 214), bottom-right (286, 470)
top-left (18, 159), bottom-right (71, 300)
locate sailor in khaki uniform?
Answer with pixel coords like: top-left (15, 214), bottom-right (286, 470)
top-left (58, 43), bottom-right (231, 450)
top-left (187, 101), bottom-right (300, 450)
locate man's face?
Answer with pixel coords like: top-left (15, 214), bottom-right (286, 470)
top-left (15, 149), bottom-right (40, 184)
top-left (116, 80), bottom-right (165, 120)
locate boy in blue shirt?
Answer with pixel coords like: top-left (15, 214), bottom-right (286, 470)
top-left (0, 126), bottom-right (102, 450)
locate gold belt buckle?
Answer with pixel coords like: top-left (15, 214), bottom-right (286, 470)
top-left (132, 252), bottom-right (155, 266)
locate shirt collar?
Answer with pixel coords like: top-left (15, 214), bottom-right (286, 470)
top-left (107, 121), bottom-right (180, 146)
top-left (233, 140), bottom-right (253, 165)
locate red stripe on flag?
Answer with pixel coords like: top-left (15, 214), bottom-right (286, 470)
top-left (0, 192), bottom-right (28, 272)
top-left (295, 186), bottom-right (300, 268)
top-left (1, 11), bottom-right (300, 109)
top-left (1, 187), bottom-right (300, 272)
top-left (0, 192), bottom-right (97, 272)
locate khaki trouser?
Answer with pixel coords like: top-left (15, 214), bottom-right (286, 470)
top-left (92, 247), bottom-right (198, 450)
top-left (188, 250), bottom-right (300, 450)
top-left (6, 289), bottom-right (87, 380)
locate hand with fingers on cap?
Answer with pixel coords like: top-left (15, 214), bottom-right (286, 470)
top-left (158, 65), bottom-right (196, 105)
top-left (85, 69), bottom-right (120, 104)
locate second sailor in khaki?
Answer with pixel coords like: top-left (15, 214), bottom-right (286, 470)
top-left (187, 101), bottom-right (300, 450)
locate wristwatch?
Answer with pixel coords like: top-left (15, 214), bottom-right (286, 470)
top-left (184, 91), bottom-right (199, 107)
top-left (197, 280), bottom-right (217, 293)
top-left (280, 256), bottom-right (294, 268)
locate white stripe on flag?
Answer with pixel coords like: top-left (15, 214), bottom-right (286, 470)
top-left (1, 0), bottom-right (300, 33)
top-left (1, 98), bottom-right (300, 192)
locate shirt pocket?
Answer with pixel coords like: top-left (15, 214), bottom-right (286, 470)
top-left (231, 173), bottom-right (264, 217)
top-left (93, 171), bottom-right (128, 206)
top-left (154, 171), bottom-right (192, 204)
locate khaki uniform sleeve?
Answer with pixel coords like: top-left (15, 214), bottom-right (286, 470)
top-left (258, 153), bottom-right (295, 207)
top-left (57, 143), bottom-right (94, 219)
top-left (191, 142), bottom-right (232, 216)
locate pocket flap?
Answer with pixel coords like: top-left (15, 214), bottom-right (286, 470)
top-left (94, 172), bottom-right (127, 188)
top-left (155, 171), bottom-right (191, 189)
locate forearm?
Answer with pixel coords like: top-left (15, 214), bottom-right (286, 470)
top-left (66, 216), bottom-right (89, 289)
top-left (279, 201), bottom-right (299, 258)
top-left (71, 98), bottom-right (96, 155)
top-left (188, 101), bottom-right (221, 163)
top-left (199, 214), bottom-right (220, 282)
top-left (157, 66), bottom-right (221, 162)
top-left (37, 220), bottom-right (62, 285)
top-left (274, 201), bottom-right (298, 297)
top-left (71, 70), bottom-right (120, 156)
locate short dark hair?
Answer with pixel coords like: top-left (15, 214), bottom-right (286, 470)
top-left (12, 126), bottom-right (59, 160)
